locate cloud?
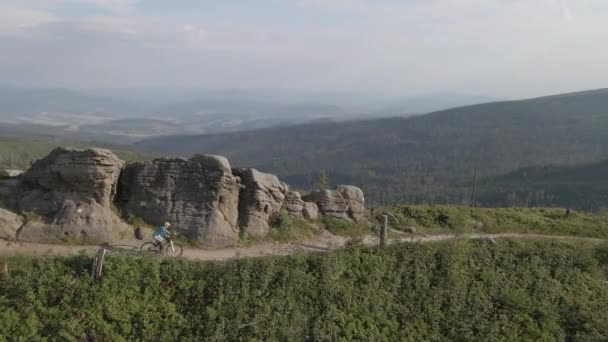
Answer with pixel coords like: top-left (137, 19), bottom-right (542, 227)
top-left (1, 0), bottom-right (608, 97)
top-left (0, 4), bottom-right (56, 33)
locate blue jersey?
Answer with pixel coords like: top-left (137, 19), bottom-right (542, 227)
top-left (154, 225), bottom-right (170, 239)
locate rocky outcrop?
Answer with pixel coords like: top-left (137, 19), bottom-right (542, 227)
top-left (233, 168), bottom-right (287, 237)
top-left (302, 202), bottom-right (319, 220)
top-left (15, 147), bottom-right (127, 243)
top-left (117, 155), bottom-right (240, 247)
top-left (284, 191), bottom-right (305, 217)
top-left (283, 191), bottom-right (319, 220)
top-left (6, 147), bottom-right (366, 246)
top-left (0, 208), bottom-right (23, 240)
top-left (304, 185), bottom-right (365, 221)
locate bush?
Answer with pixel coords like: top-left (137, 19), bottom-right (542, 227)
top-left (321, 216), bottom-right (371, 238)
top-left (1, 240), bottom-right (608, 340)
top-left (265, 210), bottom-right (316, 242)
top-left (378, 205), bottom-right (608, 238)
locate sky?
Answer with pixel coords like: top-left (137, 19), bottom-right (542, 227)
top-left (1, 0), bottom-right (607, 98)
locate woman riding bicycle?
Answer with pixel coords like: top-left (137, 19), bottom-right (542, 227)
top-left (153, 222), bottom-right (172, 253)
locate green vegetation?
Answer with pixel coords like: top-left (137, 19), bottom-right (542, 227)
top-left (321, 216), bottom-right (372, 238)
top-left (0, 137), bottom-right (153, 170)
top-left (266, 210), bottom-right (316, 242)
top-left (476, 160), bottom-right (608, 211)
top-left (2, 240), bottom-right (608, 340)
top-left (313, 170), bottom-right (329, 190)
top-left (377, 205), bottom-right (608, 238)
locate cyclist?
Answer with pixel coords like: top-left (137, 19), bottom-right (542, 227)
top-left (153, 222), bottom-right (172, 253)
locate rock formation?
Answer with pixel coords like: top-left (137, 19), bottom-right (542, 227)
top-left (284, 191), bottom-right (305, 217)
top-left (304, 185), bottom-right (365, 221)
top-left (14, 147), bottom-right (128, 243)
top-left (282, 191), bottom-right (319, 220)
top-left (117, 155), bottom-right (241, 247)
top-left (0, 208), bottom-right (23, 241)
top-left (1, 147), bottom-right (366, 246)
top-left (233, 168), bottom-right (288, 237)
top-left (302, 202), bottom-right (319, 220)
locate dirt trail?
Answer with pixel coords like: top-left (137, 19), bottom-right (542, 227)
top-left (0, 232), bottom-right (604, 261)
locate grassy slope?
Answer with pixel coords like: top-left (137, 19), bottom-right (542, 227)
top-left (375, 205), bottom-right (608, 238)
top-left (1, 239), bottom-right (608, 340)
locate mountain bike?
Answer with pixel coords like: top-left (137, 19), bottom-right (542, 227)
top-left (140, 238), bottom-right (183, 258)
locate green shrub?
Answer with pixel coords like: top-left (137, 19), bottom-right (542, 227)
top-left (378, 205), bottom-right (608, 238)
top-left (1, 240), bottom-right (608, 340)
top-left (265, 210), bottom-right (316, 242)
top-left (321, 216), bottom-right (371, 237)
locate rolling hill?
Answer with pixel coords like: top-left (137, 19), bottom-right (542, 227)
top-left (136, 89), bottom-right (608, 206)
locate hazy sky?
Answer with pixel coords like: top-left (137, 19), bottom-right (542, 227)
top-left (1, 0), bottom-right (607, 98)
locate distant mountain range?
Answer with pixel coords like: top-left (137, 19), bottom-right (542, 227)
top-left (0, 86), bottom-right (499, 143)
top-left (135, 88), bottom-right (608, 207)
top-left (0, 86), bottom-right (140, 118)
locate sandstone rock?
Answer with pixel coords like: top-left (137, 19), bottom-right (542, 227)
top-left (284, 191), bottom-right (305, 217)
top-left (0, 208), bottom-right (23, 240)
top-left (302, 202), bottom-right (319, 220)
top-left (337, 185), bottom-right (365, 221)
top-left (20, 147), bottom-right (124, 209)
top-left (233, 168), bottom-right (288, 237)
top-left (304, 185), bottom-right (365, 221)
top-left (117, 154), bottom-right (240, 247)
top-left (15, 147), bottom-right (127, 243)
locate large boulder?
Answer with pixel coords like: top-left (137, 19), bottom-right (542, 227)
top-left (284, 191), bottom-right (305, 218)
top-left (233, 168), bottom-right (288, 237)
top-left (117, 155), bottom-right (240, 247)
top-left (0, 208), bottom-right (24, 240)
top-left (16, 147), bottom-right (127, 243)
top-left (303, 185), bottom-right (365, 221)
top-left (302, 202), bottom-right (319, 220)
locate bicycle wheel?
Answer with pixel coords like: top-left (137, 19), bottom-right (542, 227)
top-left (165, 242), bottom-right (183, 258)
top-left (140, 242), bottom-right (158, 254)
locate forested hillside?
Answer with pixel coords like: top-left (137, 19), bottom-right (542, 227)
top-left (476, 160), bottom-right (608, 211)
top-left (136, 89), bottom-right (608, 206)
top-left (0, 137), bottom-right (152, 170)
top-left (2, 240), bottom-right (608, 340)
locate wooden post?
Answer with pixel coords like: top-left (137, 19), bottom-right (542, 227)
top-left (380, 215), bottom-right (388, 247)
top-left (91, 248), bottom-right (107, 281)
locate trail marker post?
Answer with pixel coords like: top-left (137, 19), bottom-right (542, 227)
top-left (380, 215), bottom-right (388, 247)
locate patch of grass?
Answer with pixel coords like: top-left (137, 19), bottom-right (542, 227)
top-left (321, 216), bottom-right (372, 238)
top-left (266, 210), bottom-right (316, 242)
top-left (376, 205), bottom-right (608, 238)
top-left (20, 210), bottom-right (43, 223)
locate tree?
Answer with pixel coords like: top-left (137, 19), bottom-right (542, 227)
top-left (314, 170), bottom-right (329, 191)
